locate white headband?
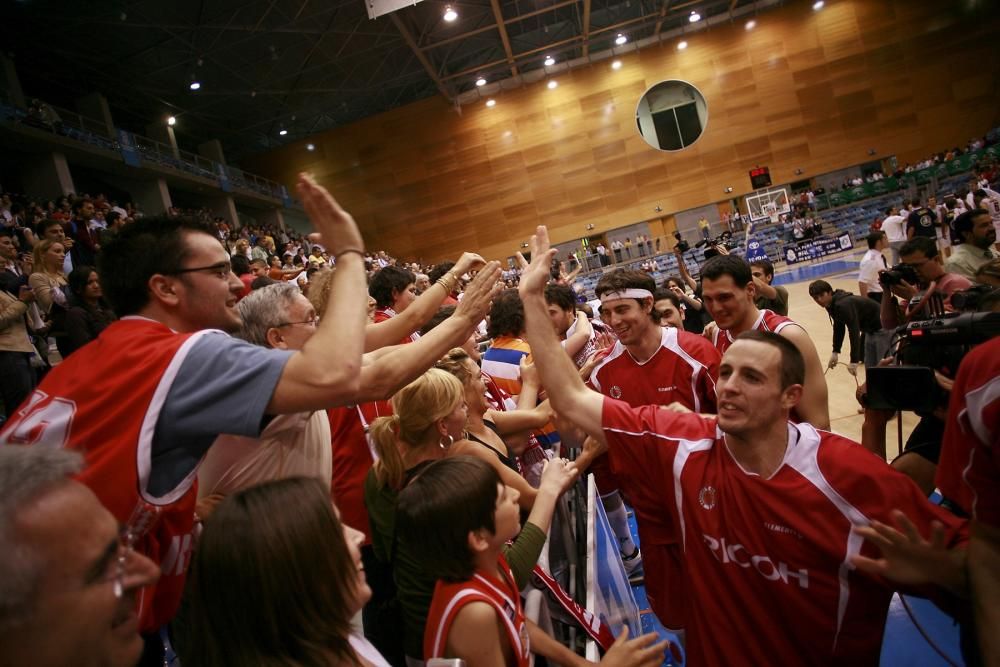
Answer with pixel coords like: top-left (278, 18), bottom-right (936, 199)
top-left (599, 289), bottom-right (654, 303)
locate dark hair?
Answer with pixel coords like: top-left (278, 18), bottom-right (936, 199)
top-left (662, 275), bottom-right (684, 290)
top-left (230, 254), bottom-right (251, 277)
top-left (734, 330), bottom-right (805, 389)
top-left (428, 261), bottom-right (456, 284)
top-left (38, 219), bottom-right (64, 234)
top-left (369, 265), bottom-right (415, 308)
top-left (952, 208), bottom-right (989, 243)
top-left (396, 456), bottom-right (500, 582)
top-left (67, 265), bottom-right (97, 300)
top-left (70, 198), bottom-right (90, 216)
top-left (487, 289), bottom-right (525, 338)
top-left (884, 206), bottom-right (895, 216)
top-left (749, 258), bottom-right (774, 280)
top-left (97, 215), bottom-right (216, 316)
top-left (544, 283), bottom-right (576, 312)
top-left (595, 269), bottom-right (656, 299)
top-left (420, 304), bottom-right (457, 336)
top-left (105, 210), bottom-right (122, 226)
top-left (866, 231), bottom-right (886, 249)
top-left (899, 236), bottom-right (939, 260)
top-left (176, 477), bottom-right (362, 667)
top-left (807, 280), bottom-right (833, 298)
top-left (701, 254), bottom-right (753, 288)
top-left (652, 287), bottom-right (681, 315)
top-left (250, 275), bottom-right (278, 290)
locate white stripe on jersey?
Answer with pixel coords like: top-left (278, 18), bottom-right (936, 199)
top-left (481, 359), bottom-right (522, 381)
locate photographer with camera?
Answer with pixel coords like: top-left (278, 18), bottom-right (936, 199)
top-left (880, 237), bottom-right (974, 331)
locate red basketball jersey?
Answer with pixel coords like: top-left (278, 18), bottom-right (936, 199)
top-left (424, 554), bottom-right (531, 666)
top-left (0, 318), bottom-right (211, 632)
top-left (712, 308), bottom-right (797, 355)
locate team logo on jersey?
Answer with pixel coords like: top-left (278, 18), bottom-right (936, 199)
top-left (610, 385), bottom-right (622, 399)
top-left (698, 485), bottom-right (717, 510)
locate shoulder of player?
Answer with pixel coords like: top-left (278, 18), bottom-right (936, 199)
top-left (811, 430), bottom-right (906, 493)
top-left (673, 328), bottom-right (722, 362)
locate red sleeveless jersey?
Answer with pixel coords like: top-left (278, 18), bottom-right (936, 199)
top-left (424, 555), bottom-right (531, 666)
top-left (0, 317), bottom-right (214, 632)
top-left (712, 309), bottom-right (797, 355)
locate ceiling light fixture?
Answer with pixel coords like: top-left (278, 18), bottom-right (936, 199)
top-left (278, 129), bottom-right (288, 136)
top-left (812, 0), bottom-right (824, 9)
top-left (486, 99), bottom-right (496, 107)
top-left (677, 40), bottom-right (688, 50)
top-left (547, 80), bottom-right (558, 89)
top-left (167, 116), bottom-right (176, 126)
top-left (475, 76), bottom-right (487, 86)
top-left (615, 33), bottom-right (627, 45)
top-left (689, 10), bottom-right (701, 22)
top-left (306, 143), bottom-right (315, 151)
top-left (745, 19), bottom-right (756, 29)
top-left (611, 60), bottom-right (622, 70)
top-left (189, 81), bottom-right (201, 91)
top-left (544, 56), bottom-right (555, 66)
top-left (443, 5), bottom-right (458, 21)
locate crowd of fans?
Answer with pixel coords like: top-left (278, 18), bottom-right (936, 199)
top-left (0, 159), bottom-right (998, 667)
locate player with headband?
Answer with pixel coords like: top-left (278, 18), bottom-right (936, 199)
top-left (582, 268), bottom-right (720, 635)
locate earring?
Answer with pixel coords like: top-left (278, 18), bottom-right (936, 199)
top-left (439, 434), bottom-right (454, 450)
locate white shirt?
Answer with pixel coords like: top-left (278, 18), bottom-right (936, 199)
top-left (881, 215), bottom-right (907, 242)
top-left (858, 249), bottom-right (887, 294)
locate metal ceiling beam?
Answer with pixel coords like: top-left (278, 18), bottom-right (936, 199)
top-left (489, 0), bottom-right (519, 78)
top-left (389, 12), bottom-right (454, 100)
top-left (419, 0), bottom-right (579, 52)
top-left (581, 0), bottom-right (593, 56)
top-left (653, 0), bottom-right (673, 37)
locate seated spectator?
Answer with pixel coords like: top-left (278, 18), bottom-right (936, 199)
top-left (176, 477), bottom-right (390, 666)
top-left (0, 446), bottom-right (159, 667)
top-left (61, 265), bottom-right (116, 358)
top-left (399, 456), bottom-right (665, 667)
top-left (944, 209), bottom-right (997, 280)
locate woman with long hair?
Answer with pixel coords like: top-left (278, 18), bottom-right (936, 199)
top-left (60, 265), bottom-right (116, 357)
top-left (176, 477), bottom-right (389, 666)
top-left (27, 238), bottom-right (67, 313)
top-left (364, 369), bottom-right (576, 665)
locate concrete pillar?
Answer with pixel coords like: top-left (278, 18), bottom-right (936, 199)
top-left (144, 121), bottom-right (180, 160)
top-left (23, 152), bottom-right (75, 196)
top-left (75, 92), bottom-right (115, 138)
top-left (256, 207), bottom-right (286, 232)
top-left (205, 195), bottom-right (239, 228)
top-left (0, 54), bottom-right (25, 109)
top-left (125, 177), bottom-right (172, 216)
top-left (197, 139), bottom-right (227, 166)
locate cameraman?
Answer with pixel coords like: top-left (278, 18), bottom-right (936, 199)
top-left (880, 236), bottom-right (974, 330)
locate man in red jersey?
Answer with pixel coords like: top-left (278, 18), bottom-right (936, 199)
top-left (581, 268), bottom-right (720, 634)
top-left (0, 174), bottom-right (370, 661)
top-left (700, 253), bottom-right (830, 429)
top-left (935, 336), bottom-right (1000, 663)
top-left (519, 225), bottom-right (968, 666)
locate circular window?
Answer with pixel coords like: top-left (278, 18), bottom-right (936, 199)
top-left (635, 80), bottom-right (708, 151)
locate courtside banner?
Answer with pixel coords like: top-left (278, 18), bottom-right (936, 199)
top-left (586, 475), bottom-right (641, 637)
top-left (783, 232), bottom-right (853, 264)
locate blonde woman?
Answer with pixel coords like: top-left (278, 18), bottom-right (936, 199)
top-left (363, 369), bottom-right (576, 665)
top-left (28, 238), bottom-right (68, 313)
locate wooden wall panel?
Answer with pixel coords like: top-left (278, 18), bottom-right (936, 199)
top-left (244, 0), bottom-right (1000, 263)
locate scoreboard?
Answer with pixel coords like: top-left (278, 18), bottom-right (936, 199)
top-left (749, 166), bottom-right (771, 189)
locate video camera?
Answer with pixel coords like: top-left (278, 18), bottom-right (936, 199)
top-left (865, 290), bottom-right (1000, 413)
top-left (877, 263), bottom-right (920, 288)
top-left (697, 231), bottom-right (735, 259)
top-left (673, 231), bottom-right (690, 253)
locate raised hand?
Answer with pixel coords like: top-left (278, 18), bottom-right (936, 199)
top-left (519, 355), bottom-right (540, 388)
top-left (453, 251), bottom-right (486, 276)
top-left (518, 225), bottom-right (557, 297)
top-left (599, 626), bottom-right (669, 667)
top-left (538, 457), bottom-right (580, 496)
top-left (454, 260), bottom-right (502, 326)
top-left (296, 173), bottom-right (364, 256)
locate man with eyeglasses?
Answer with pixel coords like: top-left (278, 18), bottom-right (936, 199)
top-left (0, 446), bottom-right (160, 667)
top-left (0, 174), bottom-right (371, 664)
top-left (881, 236), bottom-right (974, 330)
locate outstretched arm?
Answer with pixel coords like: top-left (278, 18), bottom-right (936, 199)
top-left (519, 226), bottom-right (605, 439)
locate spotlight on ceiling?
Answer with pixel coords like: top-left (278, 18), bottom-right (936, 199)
top-left (611, 60), bottom-right (622, 70)
top-left (486, 99), bottom-right (496, 107)
top-left (443, 5), bottom-right (458, 21)
top-left (306, 143), bottom-right (315, 151)
top-left (677, 40), bottom-right (688, 50)
top-left (167, 116), bottom-right (176, 126)
top-left (475, 76), bottom-right (487, 86)
top-left (689, 10), bottom-right (701, 22)
top-left (812, 0), bottom-right (824, 9)
top-left (544, 56), bottom-right (555, 66)
top-left (547, 80), bottom-right (558, 89)
top-left (745, 19), bottom-right (756, 30)
top-left (189, 81), bottom-right (201, 91)
top-left (278, 129), bottom-right (288, 136)
top-left (615, 33), bottom-right (628, 45)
